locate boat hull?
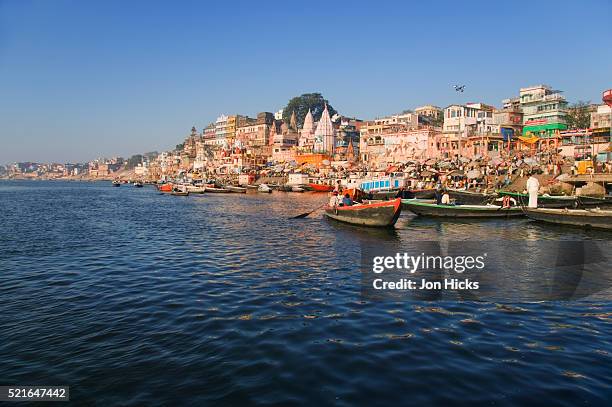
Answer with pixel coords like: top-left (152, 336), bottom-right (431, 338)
top-left (498, 191), bottom-right (576, 208)
top-left (225, 186), bottom-right (247, 193)
top-left (448, 189), bottom-right (497, 205)
top-left (308, 183), bottom-right (334, 192)
top-left (369, 190), bottom-right (399, 200)
top-left (185, 185), bottom-right (206, 193)
top-left (523, 208), bottom-right (612, 230)
top-left (404, 189), bottom-right (436, 199)
top-left (404, 201), bottom-right (524, 218)
top-left (324, 198), bottom-right (402, 227)
top-left (576, 196), bottom-right (612, 207)
top-left (204, 187), bottom-right (231, 193)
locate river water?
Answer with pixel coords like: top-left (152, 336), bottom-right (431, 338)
top-left (1, 180), bottom-right (611, 405)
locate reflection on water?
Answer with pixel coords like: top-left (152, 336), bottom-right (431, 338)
top-left (0, 180), bottom-right (611, 405)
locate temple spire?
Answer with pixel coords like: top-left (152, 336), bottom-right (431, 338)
top-left (290, 111), bottom-right (297, 131)
top-left (314, 104), bottom-right (335, 154)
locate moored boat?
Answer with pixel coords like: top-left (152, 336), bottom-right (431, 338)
top-left (308, 183), bottom-right (334, 192)
top-left (324, 198), bottom-right (402, 227)
top-left (403, 201), bottom-right (524, 218)
top-left (257, 184), bottom-right (272, 193)
top-left (133, 181), bottom-right (143, 188)
top-left (291, 186), bottom-right (305, 192)
top-left (185, 185), bottom-right (206, 193)
top-left (447, 188), bottom-right (497, 205)
top-left (498, 191), bottom-right (577, 208)
top-left (523, 207), bottom-right (612, 230)
top-left (204, 186), bottom-right (231, 193)
top-left (157, 183), bottom-right (173, 193)
top-left (575, 195), bottom-right (612, 207)
top-left (112, 180), bottom-right (121, 187)
top-left (171, 190), bottom-right (189, 196)
top-left (224, 185), bottom-right (247, 193)
top-left (369, 189), bottom-right (400, 200)
top-left (171, 186), bottom-right (189, 196)
top-left (405, 188), bottom-right (436, 199)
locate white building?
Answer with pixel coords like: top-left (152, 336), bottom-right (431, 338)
top-left (443, 103), bottom-right (498, 136)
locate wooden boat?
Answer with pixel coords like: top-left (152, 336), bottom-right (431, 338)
top-left (112, 180), bottom-right (121, 187)
top-left (185, 185), bottom-right (206, 194)
top-left (405, 188), bottom-right (436, 199)
top-left (523, 207), bottom-right (612, 230)
top-left (324, 198), bottom-right (402, 227)
top-left (224, 185), bottom-right (247, 193)
top-left (171, 190), bottom-right (189, 196)
top-left (401, 198), bottom-right (436, 208)
top-left (204, 186), bottom-right (231, 193)
top-left (403, 201), bottom-right (524, 218)
top-left (257, 184), bottom-right (272, 193)
top-left (575, 195), bottom-right (612, 207)
top-left (447, 188), bottom-right (497, 205)
top-left (369, 190), bottom-right (399, 200)
top-left (308, 183), bottom-right (334, 192)
top-left (498, 191), bottom-right (577, 208)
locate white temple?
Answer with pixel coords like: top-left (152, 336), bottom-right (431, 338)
top-left (299, 109), bottom-right (315, 148)
top-left (314, 104), bottom-right (335, 154)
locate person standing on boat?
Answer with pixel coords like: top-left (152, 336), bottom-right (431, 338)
top-left (526, 173), bottom-right (540, 208)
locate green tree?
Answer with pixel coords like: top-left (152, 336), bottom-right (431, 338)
top-left (126, 154), bottom-right (143, 169)
top-left (566, 101), bottom-right (592, 129)
top-left (283, 93), bottom-right (337, 128)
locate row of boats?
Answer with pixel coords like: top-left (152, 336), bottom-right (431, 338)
top-left (155, 182), bottom-right (276, 195)
top-left (114, 180), bottom-right (611, 231)
top-left (324, 198), bottom-right (612, 230)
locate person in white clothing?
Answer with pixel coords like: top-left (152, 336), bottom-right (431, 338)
top-left (526, 173), bottom-right (540, 208)
top-left (441, 191), bottom-right (451, 205)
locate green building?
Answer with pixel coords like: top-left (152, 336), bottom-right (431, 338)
top-left (519, 85), bottom-right (568, 137)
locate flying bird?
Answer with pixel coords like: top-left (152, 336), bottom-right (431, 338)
top-left (453, 85), bottom-right (465, 93)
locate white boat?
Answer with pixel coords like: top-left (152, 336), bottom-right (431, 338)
top-left (185, 185), bottom-right (206, 194)
top-left (291, 186), bottom-right (305, 193)
top-left (257, 184), bottom-right (272, 193)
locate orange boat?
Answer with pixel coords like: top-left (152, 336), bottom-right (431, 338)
top-left (308, 183), bottom-right (334, 192)
top-left (157, 183), bottom-right (173, 192)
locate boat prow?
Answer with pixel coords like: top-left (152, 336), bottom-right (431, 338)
top-left (324, 198), bottom-right (402, 227)
top-left (523, 207), bottom-right (612, 230)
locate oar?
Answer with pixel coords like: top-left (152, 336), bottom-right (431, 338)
top-left (290, 202), bottom-right (328, 219)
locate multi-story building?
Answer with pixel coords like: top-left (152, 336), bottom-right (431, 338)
top-left (519, 85), bottom-right (568, 137)
top-left (493, 108), bottom-right (523, 142)
top-left (443, 103), bottom-right (497, 136)
top-left (203, 123), bottom-right (217, 145)
top-left (590, 104), bottom-right (611, 135)
top-left (414, 105), bottom-right (442, 120)
top-left (441, 103), bottom-right (501, 158)
top-left (215, 114), bottom-right (229, 145)
top-left (359, 128), bottom-right (438, 167)
top-left (235, 112), bottom-right (275, 147)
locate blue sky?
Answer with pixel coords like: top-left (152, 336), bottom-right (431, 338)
top-left (1, 0), bottom-right (610, 163)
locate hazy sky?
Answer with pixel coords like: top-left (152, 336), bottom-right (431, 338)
top-left (1, 0), bottom-right (611, 163)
